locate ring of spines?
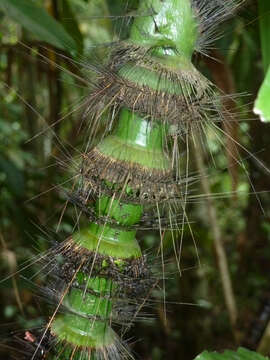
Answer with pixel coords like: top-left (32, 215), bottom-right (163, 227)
top-left (16, 1), bottom-right (241, 359)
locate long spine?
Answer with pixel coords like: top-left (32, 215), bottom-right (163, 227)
top-left (18, 1), bottom-right (241, 359)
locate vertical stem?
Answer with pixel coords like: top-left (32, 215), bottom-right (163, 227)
top-left (193, 137), bottom-right (238, 336)
top-left (205, 50), bottom-right (239, 202)
top-left (21, 1), bottom-right (244, 358)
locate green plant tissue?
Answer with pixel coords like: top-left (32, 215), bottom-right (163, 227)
top-left (254, 66), bottom-right (270, 123)
top-left (195, 347), bottom-right (269, 360)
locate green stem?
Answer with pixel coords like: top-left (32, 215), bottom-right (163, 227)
top-left (47, 0), bottom-right (200, 358)
top-left (130, 0), bottom-right (198, 60)
top-left (49, 109), bottom-right (169, 357)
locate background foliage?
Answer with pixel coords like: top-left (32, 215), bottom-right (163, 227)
top-left (0, 0), bottom-right (269, 359)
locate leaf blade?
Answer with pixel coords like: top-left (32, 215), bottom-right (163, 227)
top-left (0, 0), bottom-right (77, 54)
top-left (194, 348), bottom-right (269, 360)
top-left (254, 65), bottom-right (270, 123)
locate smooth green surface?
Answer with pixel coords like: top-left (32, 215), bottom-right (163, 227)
top-left (0, 0), bottom-right (77, 54)
top-left (130, 0), bottom-right (198, 60)
top-left (255, 0), bottom-right (270, 122)
top-left (51, 314), bottom-right (115, 348)
top-left (118, 62), bottom-right (193, 94)
top-left (115, 109), bottom-right (166, 149)
top-left (96, 195), bottom-right (143, 226)
top-left (73, 224), bottom-right (141, 258)
top-left (66, 288), bottom-right (112, 318)
top-left (76, 274), bottom-right (115, 293)
top-left (51, 276), bottom-right (115, 351)
top-left (195, 348), bottom-right (269, 360)
top-left (254, 65), bottom-right (270, 122)
top-left (65, 277), bottom-right (113, 317)
top-left (97, 136), bottom-right (170, 169)
top-left (97, 109), bottom-right (170, 170)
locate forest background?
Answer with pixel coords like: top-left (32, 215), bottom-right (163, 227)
top-left (0, 0), bottom-right (270, 359)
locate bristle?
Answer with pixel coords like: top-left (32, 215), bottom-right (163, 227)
top-left (194, 0), bottom-right (243, 52)
top-left (9, 1), bottom-right (245, 359)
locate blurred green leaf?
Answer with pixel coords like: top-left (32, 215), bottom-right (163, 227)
top-left (60, 0), bottom-right (83, 54)
top-left (0, 155), bottom-right (24, 197)
top-left (254, 65), bottom-right (270, 123)
top-left (0, 0), bottom-right (77, 54)
top-left (255, 1), bottom-right (270, 123)
top-left (195, 348), bottom-right (269, 360)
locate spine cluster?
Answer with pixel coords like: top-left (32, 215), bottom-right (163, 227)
top-left (17, 1), bottom-right (240, 359)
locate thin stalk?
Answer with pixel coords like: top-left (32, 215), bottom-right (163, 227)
top-left (193, 136), bottom-right (238, 337)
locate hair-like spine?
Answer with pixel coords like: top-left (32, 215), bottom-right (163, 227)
top-left (16, 1), bottom-right (242, 359)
